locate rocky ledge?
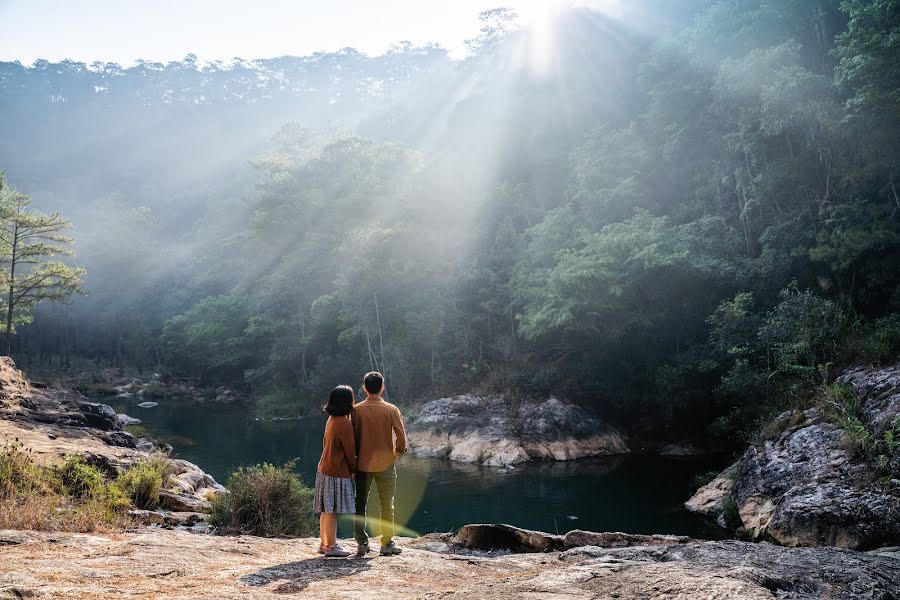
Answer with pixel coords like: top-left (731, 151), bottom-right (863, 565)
top-left (1, 523), bottom-right (897, 599)
top-left (686, 363), bottom-right (900, 550)
top-left (407, 396), bottom-right (629, 467)
top-left (0, 357), bottom-right (224, 518)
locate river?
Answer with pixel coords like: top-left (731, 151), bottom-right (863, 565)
top-left (108, 397), bottom-right (729, 539)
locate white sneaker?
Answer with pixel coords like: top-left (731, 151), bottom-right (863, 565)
top-left (379, 541), bottom-right (402, 556)
top-left (325, 544), bottom-right (351, 557)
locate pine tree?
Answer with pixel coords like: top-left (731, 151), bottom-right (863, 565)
top-left (0, 174), bottom-right (85, 355)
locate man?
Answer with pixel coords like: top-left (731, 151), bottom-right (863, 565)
top-left (353, 371), bottom-right (407, 556)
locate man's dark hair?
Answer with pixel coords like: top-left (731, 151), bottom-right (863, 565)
top-left (323, 385), bottom-right (355, 416)
top-left (363, 371), bottom-right (384, 395)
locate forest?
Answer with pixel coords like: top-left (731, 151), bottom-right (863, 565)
top-left (0, 0), bottom-right (898, 442)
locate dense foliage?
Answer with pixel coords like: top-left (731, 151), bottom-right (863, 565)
top-left (1, 1), bottom-right (898, 440)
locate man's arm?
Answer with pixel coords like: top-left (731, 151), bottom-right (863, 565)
top-left (391, 407), bottom-right (407, 455)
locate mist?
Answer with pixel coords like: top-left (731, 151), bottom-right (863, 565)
top-left (0, 0), bottom-right (897, 440)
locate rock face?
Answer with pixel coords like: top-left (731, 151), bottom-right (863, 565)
top-left (407, 396), bottom-right (629, 466)
top-left (686, 363), bottom-right (900, 549)
top-left (449, 524), bottom-right (691, 553)
top-left (1, 526), bottom-right (896, 599)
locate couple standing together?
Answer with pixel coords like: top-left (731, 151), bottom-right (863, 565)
top-left (314, 371), bottom-right (407, 558)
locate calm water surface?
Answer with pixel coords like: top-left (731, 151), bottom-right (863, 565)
top-left (109, 397), bottom-right (728, 539)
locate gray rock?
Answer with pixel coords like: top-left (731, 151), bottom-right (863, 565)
top-left (98, 430), bottom-right (136, 448)
top-left (0, 585), bottom-right (42, 598)
top-left (0, 532), bottom-right (27, 546)
top-left (563, 530), bottom-right (691, 548)
top-left (408, 395), bottom-right (628, 466)
top-left (76, 401), bottom-right (119, 431)
top-left (560, 539), bottom-right (900, 599)
top-left (135, 438), bottom-right (155, 452)
top-left (416, 525), bottom-right (899, 599)
top-left (451, 524), bottom-right (564, 553)
top-left (128, 509), bottom-right (166, 525)
top-left (162, 512), bottom-right (206, 527)
top-left (686, 363), bottom-right (900, 549)
top-left (116, 413), bottom-right (141, 426)
top-left (158, 490), bottom-right (212, 513)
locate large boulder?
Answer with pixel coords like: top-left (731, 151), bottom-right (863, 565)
top-left (451, 524), bottom-right (564, 552)
top-left (407, 395), bottom-right (628, 467)
top-left (686, 363), bottom-right (900, 549)
top-left (167, 458), bottom-right (227, 498)
top-left (76, 401), bottom-right (119, 431)
top-left (158, 490), bottom-right (212, 513)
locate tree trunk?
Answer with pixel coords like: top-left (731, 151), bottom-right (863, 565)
top-left (5, 221), bottom-right (18, 356)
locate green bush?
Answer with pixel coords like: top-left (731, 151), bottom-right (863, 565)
top-left (843, 315), bottom-right (900, 364)
top-left (208, 460), bottom-right (316, 537)
top-left (59, 455), bottom-right (105, 498)
top-left (116, 456), bottom-right (170, 509)
top-left (823, 384), bottom-right (900, 480)
top-left (0, 442), bottom-right (51, 498)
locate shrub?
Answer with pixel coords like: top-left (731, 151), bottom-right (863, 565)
top-left (722, 495), bottom-right (742, 530)
top-left (474, 449), bottom-right (493, 465)
top-left (117, 455), bottom-right (171, 510)
top-left (208, 461), bottom-right (316, 537)
top-left (823, 384), bottom-right (900, 480)
top-left (843, 314), bottom-right (900, 364)
top-left (0, 445), bottom-right (132, 532)
top-left (822, 383), bottom-right (871, 453)
top-left (0, 443), bottom-right (51, 498)
top-left (59, 455), bottom-right (105, 498)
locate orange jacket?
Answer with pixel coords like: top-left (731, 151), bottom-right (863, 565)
top-left (353, 396), bottom-right (406, 473)
top-left (317, 415), bottom-right (357, 478)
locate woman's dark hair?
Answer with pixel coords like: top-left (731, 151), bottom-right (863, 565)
top-left (323, 385), bottom-right (355, 416)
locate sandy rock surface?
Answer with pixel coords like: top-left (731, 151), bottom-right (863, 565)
top-left (0, 527), bottom-right (897, 599)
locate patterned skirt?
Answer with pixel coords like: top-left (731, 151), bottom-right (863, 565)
top-left (313, 472), bottom-right (355, 514)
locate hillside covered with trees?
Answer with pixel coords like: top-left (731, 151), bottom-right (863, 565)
top-left (1, 0), bottom-right (898, 442)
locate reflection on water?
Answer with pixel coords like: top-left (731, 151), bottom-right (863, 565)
top-left (109, 397), bottom-right (728, 539)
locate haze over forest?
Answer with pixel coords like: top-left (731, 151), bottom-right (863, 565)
top-left (1, 0), bottom-right (898, 442)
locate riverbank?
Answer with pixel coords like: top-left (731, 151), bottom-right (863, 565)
top-left (686, 362), bottom-right (900, 549)
top-left (3, 354), bottom-right (899, 598)
top-left (1, 525), bottom-right (897, 599)
top-left (0, 357), bottom-right (224, 523)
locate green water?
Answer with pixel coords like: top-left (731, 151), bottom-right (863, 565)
top-left (109, 397), bottom-right (729, 539)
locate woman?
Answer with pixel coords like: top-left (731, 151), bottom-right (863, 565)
top-left (314, 385), bottom-right (357, 557)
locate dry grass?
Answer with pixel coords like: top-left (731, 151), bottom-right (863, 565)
top-left (0, 443), bottom-right (138, 533)
top-left (0, 494), bottom-right (58, 530)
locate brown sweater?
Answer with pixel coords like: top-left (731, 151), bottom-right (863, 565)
top-left (353, 396), bottom-right (407, 473)
top-left (317, 415), bottom-right (357, 478)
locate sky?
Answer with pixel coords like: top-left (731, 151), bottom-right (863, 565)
top-left (0, 0), bottom-right (620, 66)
